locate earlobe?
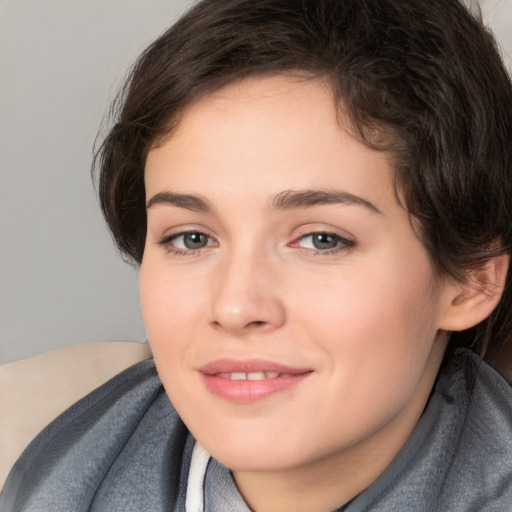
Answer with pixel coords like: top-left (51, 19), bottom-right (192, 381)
top-left (438, 254), bottom-right (509, 332)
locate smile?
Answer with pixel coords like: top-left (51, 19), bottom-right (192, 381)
top-left (217, 371), bottom-right (288, 380)
top-left (199, 359), bottom-right (313, 403)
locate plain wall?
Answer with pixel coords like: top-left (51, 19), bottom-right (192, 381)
top-left (1, 0), bottom-right (511, 364)
top-left (480, 0), bottom-right (512, 69)
top-left (1, 0), bottom-right (194, 364)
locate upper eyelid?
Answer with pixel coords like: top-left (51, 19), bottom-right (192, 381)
top-left (158, 230), bottom-right (215, 246)
top-left (157, 225), bottom-right (215, 241)
top-left (292, 224), bottom-right (355, 241)
top-left (298, 231), bottom-right (349, 241)
top-left (293, 232), bottom-right (355, 247)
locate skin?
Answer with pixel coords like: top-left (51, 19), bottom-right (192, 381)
top-left (140, 75), bottom-right (463, 511)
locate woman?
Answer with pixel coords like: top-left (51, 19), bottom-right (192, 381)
top-left (2, 0), bottom-right (512, 510)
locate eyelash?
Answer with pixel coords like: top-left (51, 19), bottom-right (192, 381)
top-left (157, 230), bottom-right (356, 257)
top-left (158, 231), bottom-right (216, 256)
top-left (291, 231), bottom-right (356, 255)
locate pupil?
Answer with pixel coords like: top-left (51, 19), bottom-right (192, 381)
top-left (313, 233), bottom-right (336, 250)
top-left (184, 232), bottom-right (207, 249)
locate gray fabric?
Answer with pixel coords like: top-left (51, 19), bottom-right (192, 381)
top-left (343, 352), bottom-right (512, 511)
top-left (1, 350), bottom-right (511, 511)
top-left (204, 457), bottom-right (251, 511)
top-left (0, 361), bottom-right (189, 512)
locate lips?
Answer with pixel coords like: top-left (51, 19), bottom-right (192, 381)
top-left (199, 359), bottom-right (312, 403)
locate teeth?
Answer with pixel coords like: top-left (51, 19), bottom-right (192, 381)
top-left (247, 372), bottom-right (265, 380)
top-left (216, 372), bottom-right (282, 380)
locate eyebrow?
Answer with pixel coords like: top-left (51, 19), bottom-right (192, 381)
top-left (146, 189), bottom-right (382, 215)
top-left (146, 192), bottom-right (211, 212)
top-left (270, 189), bottom-right (382, 214)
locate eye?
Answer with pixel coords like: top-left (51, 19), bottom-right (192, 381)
top-left (159, 231), bottom-right (215, 252)
top-left (293, 232), bottom-right (355, 252)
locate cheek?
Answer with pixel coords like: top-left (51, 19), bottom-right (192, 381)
top-left (139, 260), bottom-right (203, 361)
top-left (295, 275), bottom-right (439, 441)
top-left (140, 264), bottom-right (207, 422)
top-left (298, 253), bottom-right (440, 383)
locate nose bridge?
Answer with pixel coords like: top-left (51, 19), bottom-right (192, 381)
top-left (210, 240), bottom-right (285, 333)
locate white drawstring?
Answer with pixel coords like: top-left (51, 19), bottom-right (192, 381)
top-left (185, 442), bottom-right (211, 512)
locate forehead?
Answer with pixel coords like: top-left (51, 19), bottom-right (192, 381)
top-left (165, 75), bottom-right (339, 152)
top-left (145, 75), bottom-right (398, 216)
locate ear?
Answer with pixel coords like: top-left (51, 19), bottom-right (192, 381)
top-left (438, 254), bottom-right (509, 332)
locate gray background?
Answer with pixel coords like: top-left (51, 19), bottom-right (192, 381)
top-left (1, 0), bottom-right (194, 364)
top-left (1, 0), bottom-right (511, 364)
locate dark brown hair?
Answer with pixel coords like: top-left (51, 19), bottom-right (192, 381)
top-left (95, 0), bottom-right (512, 359)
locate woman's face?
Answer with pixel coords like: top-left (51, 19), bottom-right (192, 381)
top-left (140, 75), bottom-right (453, 475)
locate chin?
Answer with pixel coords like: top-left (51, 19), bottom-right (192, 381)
top-left (195, 424), bottom-right (321, 473)
top-left (210, 446), bottom-right (299, 473)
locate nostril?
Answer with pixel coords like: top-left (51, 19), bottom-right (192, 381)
top-left (248, 320), bottom-right (266, 328)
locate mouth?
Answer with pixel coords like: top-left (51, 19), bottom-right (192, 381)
top-left (198, 359), bottom-right (313, 403)
top-left (216, 371), bottom-right (292, 380)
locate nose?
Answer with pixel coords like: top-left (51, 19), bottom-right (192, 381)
top-left (210, 249), bottom-right (286, 335)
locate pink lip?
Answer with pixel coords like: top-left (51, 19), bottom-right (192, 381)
top-left (198, 359), bottom-right (313, 404)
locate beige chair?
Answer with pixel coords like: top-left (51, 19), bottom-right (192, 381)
top-left (0, 341), bottom-right (152, 490)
